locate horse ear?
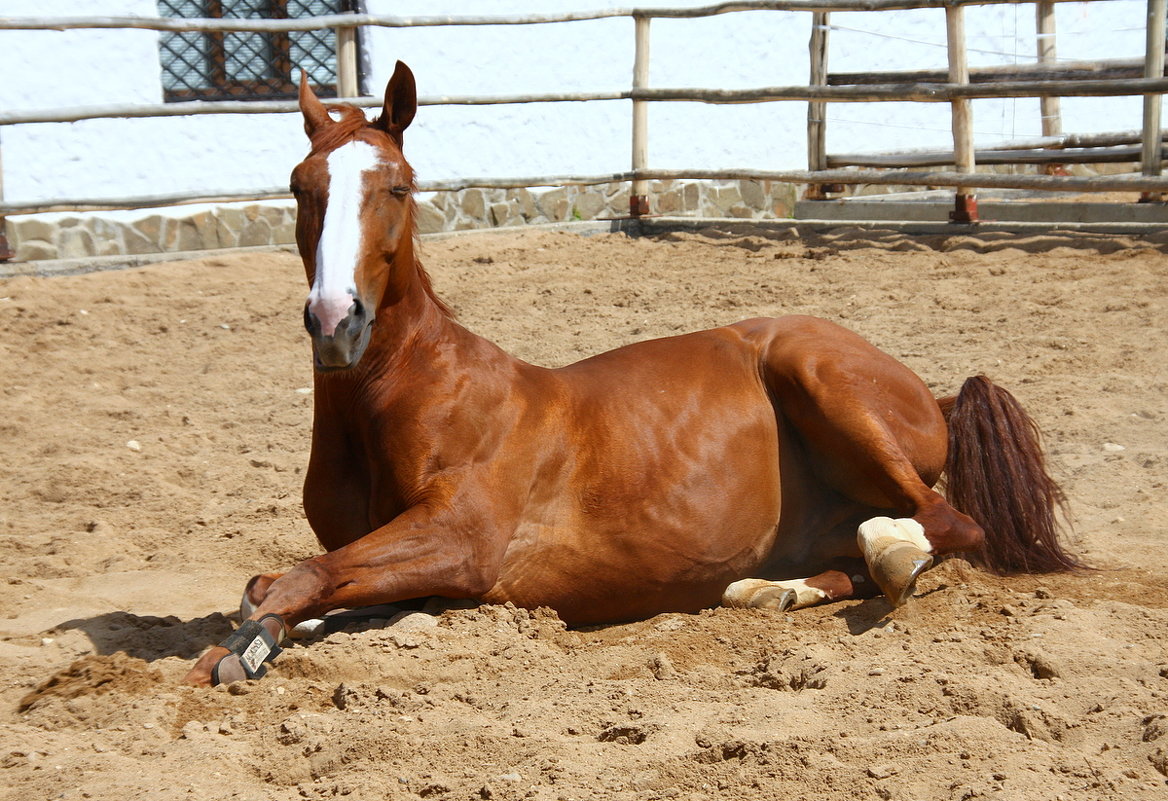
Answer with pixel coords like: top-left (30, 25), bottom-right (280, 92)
top-left (375, 61), bottom-right (417, 147)
top-left (299, 70), bottom-right (332, 138)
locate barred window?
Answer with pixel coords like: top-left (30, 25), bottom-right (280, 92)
top-left (157, 1), bottom-right (355, 102)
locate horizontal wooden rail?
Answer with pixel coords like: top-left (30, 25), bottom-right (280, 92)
top-left (827, 145), bottom-right (1151, 167)
top-left (829, 57), bottom-right (1156, 85)
top-left (5, 168), bottom-right (1168, 215)
top-left (0, 1), bottom-right (1100, 33)
top-left (632, 77), bottom-right (1168, 103)
top-left (0, 93), bottom-right (629, 126)
top-left (7, 77), bottom-right (1168, 127)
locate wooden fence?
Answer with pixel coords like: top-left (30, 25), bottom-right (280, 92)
top-left (0, 0), bottom-right (1166, 249)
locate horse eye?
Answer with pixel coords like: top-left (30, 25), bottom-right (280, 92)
top-left (391, 185), bottom-right (411, 196)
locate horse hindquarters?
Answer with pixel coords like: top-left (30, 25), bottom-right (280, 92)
top-left (941, 375), bottom-right (1081, 573)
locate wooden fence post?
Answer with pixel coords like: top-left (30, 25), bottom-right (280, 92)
top-left (0, 134), bottom-right (12, 261)
top-left (946, 4), bottom-right (978, 223)
top-left (806, 11), bottom-right (836, 200)
top-left (630, 13), bottom-right (651, 217)
top-left (1141, 0), bottom-right (1166, 200)
top-left (1036, 0), bottom-right (1066, 175)
top-left (1036, 1), bottom-right (1062, 137)
top-left (335, 18), bottom-right (359, 98)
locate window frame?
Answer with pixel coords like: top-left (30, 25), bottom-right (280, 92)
top-left (159, 0), bottom-right (353, 103)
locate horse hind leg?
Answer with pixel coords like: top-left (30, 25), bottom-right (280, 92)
top-left (723, 570), bottom-right (861, 612)
top-left (857, 517), bottom-right (936, 607)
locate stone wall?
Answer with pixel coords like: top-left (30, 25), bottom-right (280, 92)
top-left (3, 179), bottom-right (798, 262)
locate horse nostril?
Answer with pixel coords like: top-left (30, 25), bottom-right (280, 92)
top-left (350, 297), bottom-right (365, 320)
top-left (303, 303), bottom-right (318, 335)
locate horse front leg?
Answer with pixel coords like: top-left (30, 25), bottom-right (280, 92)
top-left (184, 507), bottom-right (507, 686)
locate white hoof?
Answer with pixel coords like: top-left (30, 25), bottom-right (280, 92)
top-left (857, 517), bottom-right (934, 607)
top-left (723, 578), bottom-right (827, 611)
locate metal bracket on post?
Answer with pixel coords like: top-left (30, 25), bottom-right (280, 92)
top-left (950, 193), bottom-right (979, 224)
top-left (0, 134), bottom-right (11, 261)
top-left (0, 222), bottom-right (13, 262)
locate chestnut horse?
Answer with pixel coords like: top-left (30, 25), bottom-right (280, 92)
top-left (186, 62), bottom-right (1078, 686)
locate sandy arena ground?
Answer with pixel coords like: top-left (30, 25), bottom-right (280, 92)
top-left (1, 224), bottom-right (1166, 801)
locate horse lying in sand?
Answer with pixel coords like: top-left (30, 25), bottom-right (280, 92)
top-left (185, 63), bottom-right (1078, 686)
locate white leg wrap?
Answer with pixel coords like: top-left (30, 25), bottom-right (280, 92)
top-left (241, 589), bottom-right (322, 639)
top-left (857, 517), bottom-right (932, 565)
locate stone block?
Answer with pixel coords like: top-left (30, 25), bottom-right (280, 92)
top-left (729, 205), bottom-right (755, 219)
top-left (259, 206), bottom-right (285, 226)
top-left (9, 218), bottom-right (56, 247)
top-left (167, 219), bottom-right (203, 251)
top-left (460, 189), bottom-right (486, 220)
top-left (506, 188), bottom-right (537, 220)
top-left (709, 184), bottom-right (744, 214)
top-left (657, 190), bottom-right (682, 214)
top-left (123, 225), bottom-right (162, 255)
top-left (429, 192), bottom-right (449, 211)
top-left (572, 191), bottom-right (605, 221)
top-left (537, 188), bottom-right (569, 222)
top-left (682, 182), bottom-right (700, 210)
top-left (415, 201), bottom-right (446, 234)
top-left (607, 187), bottom-right (630, 216)
top-left (86, 219), bottom-right (123, 256)
top-left (490, 201), bottom-right (519, 227)
top-left (217, 207), bottom-right (245, 233)
top-left (190, 211), bottom-right (221, 250)
top-left (14, 239), bottom-right (57, 261)
top-left (739, 180), bottom-right (766, 210)
top-left (58, 227), bottom-right (97, 258)
top-left (768, 183), bottom-right (798, 218)
top-left (215, 208), bottom-right (245, 248)
top-left (239, 217), bottom-right (272, 247)
top-left (133, 215), bottom-right (166, 249)
top-left (273, 221), bottom-right (297, 245)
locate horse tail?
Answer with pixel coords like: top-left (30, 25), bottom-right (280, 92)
top-left (937, 375), bottom-right (1083, 574)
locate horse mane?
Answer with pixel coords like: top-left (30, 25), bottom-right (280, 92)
top-left (406, 197), bottom-right (456, 319)
top-left (307, 104), bottom-right (374, 155)
top-left (307, 103), bottom-right (455, 320)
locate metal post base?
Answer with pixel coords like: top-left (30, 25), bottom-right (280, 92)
top-left (0, 219), bottom-right (13, 262)
top-left (949, 193), bottom-right (979, 224)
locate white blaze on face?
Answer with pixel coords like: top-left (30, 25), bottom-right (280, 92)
top-left (307, 140), bottom-right (381, 336)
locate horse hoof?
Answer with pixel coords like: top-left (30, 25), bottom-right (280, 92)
top-left (752, 587), bottom-right (797, 612)
top-left (871, 542), bottom-right (933, 608)
top-left (198, 614), bottom-right (287, 686)
top-left (723, 580), bottom-right (797, 612)
top-left (211, 651), bottom-right (249, 685)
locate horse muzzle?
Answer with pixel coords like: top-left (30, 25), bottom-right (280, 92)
top-left (304, 296), bottom-right (373, 371)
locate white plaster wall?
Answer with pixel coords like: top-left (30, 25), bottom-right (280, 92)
top-left (0, 0), bottom-right (1151, 206)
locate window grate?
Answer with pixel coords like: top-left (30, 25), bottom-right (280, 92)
top-left (157, 0), bottom-right (351, 102)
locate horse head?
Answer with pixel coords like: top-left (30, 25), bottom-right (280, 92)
top-left (291, 61), bottom-right (418, 372)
